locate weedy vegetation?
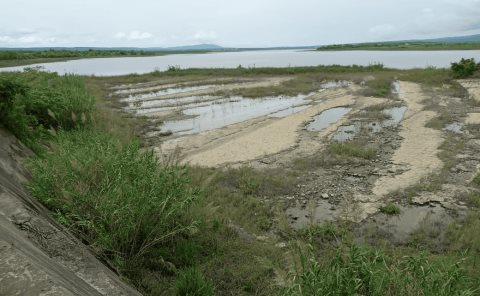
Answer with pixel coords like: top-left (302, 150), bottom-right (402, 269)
top-left (2, 62), bottom-right (480, 295)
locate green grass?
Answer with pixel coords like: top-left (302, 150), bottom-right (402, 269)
top-left (285, 245), bottom-right (477, 296)
top-left (380, 203), bottom-right (401, 215)
top-left (327, 142), bottom-right (377, 159)
top-left (317, 42), bottom-right (480, 51)
top-left (0, 70), bottom-right (95, 150)
top-left (4, 68), bottom-right (480, 295)
top-left (28, 129), bottom-right (199, 267)
top-left (361, 78), bottom-right (394, 97)
top-left (175, 268), bottom-right (215, 296)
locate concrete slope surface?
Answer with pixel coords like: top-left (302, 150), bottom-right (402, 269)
top-left (0, 127), bottom-right (141, 296)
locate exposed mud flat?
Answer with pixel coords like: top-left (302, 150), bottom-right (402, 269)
top-left (108, 76), bottom-right (480, 245)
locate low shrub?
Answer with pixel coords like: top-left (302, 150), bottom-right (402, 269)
top-left (451, 58), bottom-right (477, 78)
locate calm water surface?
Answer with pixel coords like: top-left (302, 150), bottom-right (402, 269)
top-left (2, 50), bottom-right (480, 76)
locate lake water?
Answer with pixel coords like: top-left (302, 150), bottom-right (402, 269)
top-left (2, 49), bottom-right (480, 76)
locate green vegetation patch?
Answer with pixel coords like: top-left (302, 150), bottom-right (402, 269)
top-left (285, 245), bottom-right (476, 296)
top-left (327, 142), bottom-right (377, 159)
top-left (451, 58), bottom-right (479, 78)
top-left (380, 203), bottom-right (401, 215)
top-left (0, 70), bottom-right (94, 150)
top-left (175, 268), bottom-right (215, 296)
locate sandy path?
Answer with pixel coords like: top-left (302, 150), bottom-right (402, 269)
top-left (458, 79), bottom-right (480, 102)
top-left (372, 82), bottom-right (443, 196)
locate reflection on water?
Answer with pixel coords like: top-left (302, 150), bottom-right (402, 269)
top-left (367, 106), bottom-right (407, 133)
top-left (3, 50), bottom-right (480, 76)
top-left (306, 107), bottom-right (352, 131)
top-left (332, 106), bottom-right (407, 142)
top-left (160, 94), bottom-right (308, 134)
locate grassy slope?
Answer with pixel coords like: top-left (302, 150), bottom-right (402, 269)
top-left (2, 66), bottom-right (480, 295)
top-left (317, 42), bottom-right (480, 51)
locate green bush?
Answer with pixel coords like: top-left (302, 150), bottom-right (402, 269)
top-left (380, 203), bottom-right (401, 215)
top-left (451, 58), bottom-right (477, 78)
top-left (28, 129), bottom-right (199, 265)
top-left (285, 245), bottom-right (475, 296)
top-left (176, 268), bottom-right (214, 296)
top-left (0, 70), bottom-right (94, 149)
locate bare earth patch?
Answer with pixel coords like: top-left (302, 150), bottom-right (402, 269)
top-left (372, 82), bottom-right (443, 196)
top-left (458, 79), bottom-right (480, 102)
top-left (465, 113), bottom-right (480, 125)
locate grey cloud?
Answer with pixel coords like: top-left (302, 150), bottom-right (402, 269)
top-left (1, 0), bottom-right (480, 47)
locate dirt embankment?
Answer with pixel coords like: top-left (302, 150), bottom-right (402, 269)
top-left (0, 127), bottom-right (140, 296)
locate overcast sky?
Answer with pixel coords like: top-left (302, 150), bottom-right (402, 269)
top-left (1, 0), bottom-right (480, 48)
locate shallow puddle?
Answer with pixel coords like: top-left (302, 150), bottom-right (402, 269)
top-left (332, 106), bottom-right (406, 141)
top-left (444, 122), bottom-right (464, 134)
top-left (375, 205), bottom-right (450, 242)
top-left (119, 84), bottom-right (223, 101)
top-left (286, 200), bottom-right (339, 230)
top-left (306, 107), bottom-right (352, 131)
top-left (383, 106), bottom-right (407, 126)
top-left (160, 94), bottom-right (309, 135)
top-left (332, 124), bottom-right (359, 142)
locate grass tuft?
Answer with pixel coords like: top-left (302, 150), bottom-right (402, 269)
top-left (175, 268), bottom-right (215, 296)
top-left (327, 142), bottom-right (377, 159)
top-left (380, 203), bottom-right (401, 215)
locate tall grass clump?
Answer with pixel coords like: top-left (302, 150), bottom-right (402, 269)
top-left (0, 69), bottom-right (94, 149)
top-left (285, 245), bottom-right (476, 296)
top-left (175, 268), bottom-right (215, 296)
top-left (28, 129), bottom-right (199, 267)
